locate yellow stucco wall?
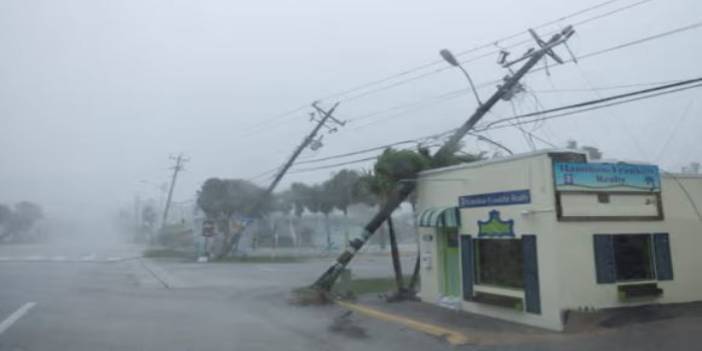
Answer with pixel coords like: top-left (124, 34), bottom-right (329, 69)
top-left (416, 151), bottom-right (702, 331)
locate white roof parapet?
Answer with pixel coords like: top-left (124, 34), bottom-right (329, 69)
top-left (418, 148), bottom-right (586, 178)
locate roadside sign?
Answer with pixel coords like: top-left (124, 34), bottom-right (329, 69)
top-left (202, 220), bottom-right (215, 237)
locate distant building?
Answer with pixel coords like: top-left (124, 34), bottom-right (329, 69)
top-left (566, 139), bottom-right (602, 160)
top-left (682, 162), bottom-right (700, 175)
top-left (415, 150), bottom-right (702, 330)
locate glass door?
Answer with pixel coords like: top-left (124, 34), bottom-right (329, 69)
top-left (439, 227), bottom-right (460, 297)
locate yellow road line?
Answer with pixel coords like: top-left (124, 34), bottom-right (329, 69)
top-left (336, 300), bottom-right (471, 346)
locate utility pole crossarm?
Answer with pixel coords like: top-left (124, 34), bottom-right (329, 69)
top-left (215, 102), bottom-right (343, 258)
top-left (312, 25), bottom-right (576, 291)
top-left (265, 102), bottom-right (341, 195)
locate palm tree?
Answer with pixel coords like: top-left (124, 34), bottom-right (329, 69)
top-left (361, 148), bottom-right (429, 299)
top-left (197, 178), bottom-right (272, 258)
top-left (327, 170), bottom-right (361, 249)
top-left (317, 182), bottom-right (336, 250)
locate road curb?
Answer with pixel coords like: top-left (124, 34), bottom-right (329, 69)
top-left (335, 300), bottom-right (471, 346)
top-left (139, 258), bottom-right (186, 288)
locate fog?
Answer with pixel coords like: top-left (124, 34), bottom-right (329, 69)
top-left (1, 0), bottom-right (701, 236)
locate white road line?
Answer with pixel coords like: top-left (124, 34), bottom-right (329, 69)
top-left (0, 302), bottom-right (36, 336)
top-left (80, 254), bottom-right (96, 261)
top-left (258, 267), bottom-right (280, 272)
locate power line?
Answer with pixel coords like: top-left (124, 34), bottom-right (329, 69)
top-left (478, 77), bottom-right (702, 130)
top-left (531, 79), bottom-right (685, 93)
top-left (455, 0), bottom-right (627, 56)
top-left (654, 100), bottom-right (694, 161)
top-left (247, 166), bottom-right (280, 182)
top-left (340, 20), bottom-right (702, 131)
top-left (339, 89), bottom-right (465, 123)
top-left (571, 0), bottom-right (653, 27)
top-left (279, 77), bottom-right (702, 175)
top-left (294, 140), bottom-right (421, 165)
top-left (312, 25), bottom-right (579, 290)
top-left (228, 1), bottom-right (659, 143)
top-left (289, 143), bottom-right (445, 174)
top-left (245, 8), bottom-right (701, 178)
top-left (455, 0), bottom-right (654, 70)
top-left (480, 82), bottom-right (702, 133)
top-left (576, 21), bottom-right (702, 62)
top-left (325, 0), bottom-right (654, 105)
top-left (288, 156), bottom-right (379, 174)
top-left (232, 104), bottom-right (309, 139)
top-left (347, 91), bottom-right (467, 131)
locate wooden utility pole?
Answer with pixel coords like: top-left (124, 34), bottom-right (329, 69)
top-left (215, 102), bottom-right (343, 258)
top-left (161, 154), bottom-right (188, 228)
top-left (265, 102), bottom-right (341, 194)
top-left (312, 26), bottom-right (576, 290)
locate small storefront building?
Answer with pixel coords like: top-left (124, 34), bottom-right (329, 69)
top-left (415, 150), bottom-right (702, 330)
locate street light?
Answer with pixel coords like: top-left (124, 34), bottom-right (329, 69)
top-left (439, 49), bottom-right (482, 106)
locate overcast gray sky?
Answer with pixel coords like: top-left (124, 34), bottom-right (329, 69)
top-left (1, 0), bottom-right (701, 222)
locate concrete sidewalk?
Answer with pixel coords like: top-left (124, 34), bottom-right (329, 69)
top-left (348, 296), bottom-right (555, 346)
top-left (142, 254), bottom-right (702, 349)
top-left (342, 295), bottom-right (702, 349)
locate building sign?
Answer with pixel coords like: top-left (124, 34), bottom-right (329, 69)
top-left (459, 190), bottom-right (531, 208)
top-left (477, 210), bottom-right (515, 238)
top-left (553, 162), bottom-right (661, 192)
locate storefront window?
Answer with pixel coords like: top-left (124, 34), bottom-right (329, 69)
top-left (613, 234), bottom-right (655, 281)
top-left (475, 239), bottom-right (524, 289)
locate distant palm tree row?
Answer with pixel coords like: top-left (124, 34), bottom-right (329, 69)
top-left (0, 201), bottom-right (44, 243)
top-left (195, 144), bottom-right (484, 296)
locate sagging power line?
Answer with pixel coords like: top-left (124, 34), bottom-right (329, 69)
top-left (215, 102), bottom-right (344, 258)
top-left (316, 0), bottom-right (652, 104)
top-left (311, 25), bottom-right (578, 290)
top-left (343, 20), bottom-right (702, 132)
top-left (232, 0), bottom-right (655, 142)
top-left (280, 76), bottom-right (702, 175)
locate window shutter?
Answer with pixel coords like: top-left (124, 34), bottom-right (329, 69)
top-left (593, 234), bottom-right (616, 284)
top-left (653, 233), bottom-right (674, 281)
top-left (460, 235), bottom-right (473, 301)
top-left (522, 235), bottom-right (541, 314)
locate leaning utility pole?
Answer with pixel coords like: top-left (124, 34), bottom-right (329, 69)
top-left (312, 26), bottom-right (576, 290)
top-left (215, 102), bottom-right (343, 258)
top-left (265, 102), bottom-right (342, 194)
top-left (161, 153), bottom-right (188, 228)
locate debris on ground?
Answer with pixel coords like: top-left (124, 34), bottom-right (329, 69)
top-left (598, 305), bottom-right (675, 328)
top-left (288, 286), bottom-right (333, 306)
top-left (328, 311), bottom-right (368, 339)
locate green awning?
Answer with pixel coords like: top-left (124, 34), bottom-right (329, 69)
top-left (417, 207), bottom-right (461, 228)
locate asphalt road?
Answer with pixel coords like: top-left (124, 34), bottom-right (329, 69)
top-left (0, 242), bottom-right (444, 351)
top-left (2, 240), bottom-right (700, 351)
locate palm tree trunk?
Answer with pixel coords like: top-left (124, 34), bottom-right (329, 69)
top-left (386, 215), bottom-right (404, 292)
top-left (408, 253), bottom-right (421, 292)
top-left (217, 214), bottom-right (244, 257)
top-left (378, 221), bottom-right (387, 251)
top-left (324, 213), bottom-right (331, 250)
top-left (343, 211), bottom-right (349, 249)
top-left (288, 216), bottom-right (297, 247)
top-left (216, 214), bottom-right (233, 258)
top-left (408, 202), bottom-right (421, 292)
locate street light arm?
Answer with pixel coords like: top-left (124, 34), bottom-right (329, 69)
top-left (440, 48), bottom-right (482, 107)
top-left (456, 64), bottom-right (483, 106)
